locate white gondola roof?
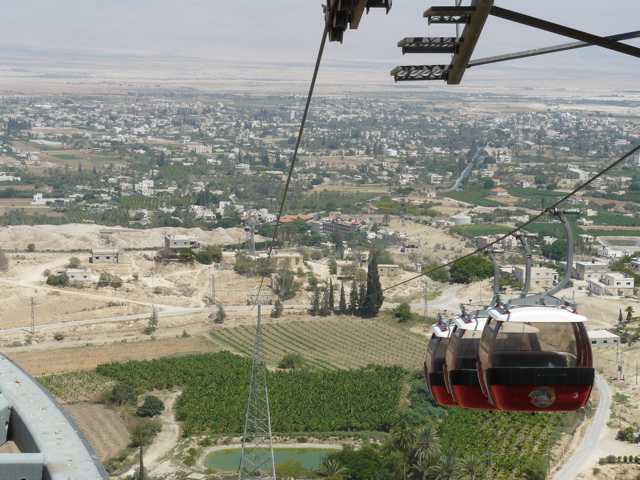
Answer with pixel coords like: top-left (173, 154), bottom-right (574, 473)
top-left (453, 314), bottom-right (488, 331)
top-left (487, 305), bottom-right (587, 324)
top-left (431, 322), bottom-right (454, 338)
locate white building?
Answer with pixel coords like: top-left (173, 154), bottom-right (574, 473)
top-left (588, 272), bottom-right (634, 296)
top-left (587, 330), bottom-right (620, 348)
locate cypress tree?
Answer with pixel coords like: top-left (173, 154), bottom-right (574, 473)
top-left (328, 279), bottom-right (335, 312)
top-left (310, 288), bottom-right (320, 316)
top-left (358, 283), bottom-right (367, 316)
top-left (361, 250), bottom-right (384, 317)
top-left (319, 287), bottom-right (331, 316)
top-left (349, 280), bottom-right (358, 314)
top-left (339, 283), bottom-right (347, 314)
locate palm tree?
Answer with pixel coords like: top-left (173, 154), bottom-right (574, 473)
top-left (434, 448), bottom-right (460, 480)
top-left (458, 454), bottom-right (483, 480)
top-left (315, 459), bottom-right (347, 480)
top-left (412, 425), bottom-right (441, 463)
top-left (391, 419), bottom-right (417, 480)
top-left (409, 457), bottom-right (438, 480)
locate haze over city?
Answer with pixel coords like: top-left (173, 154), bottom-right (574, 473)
top-left (1, 0), bottom-right (640, 91)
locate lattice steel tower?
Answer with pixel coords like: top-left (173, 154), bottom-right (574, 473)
top-left (245, 218), bottom-right (257, 256)
top-left (238, 305), bottom-right (276, 480)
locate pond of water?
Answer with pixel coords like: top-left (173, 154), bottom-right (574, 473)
top-left (204, 447), bottom-right (338, 472)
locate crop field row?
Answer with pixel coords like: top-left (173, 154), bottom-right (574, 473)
top-left (38, 370), bottom-right (114, 403)
top-left (209, 317), bottom-right (427, 371)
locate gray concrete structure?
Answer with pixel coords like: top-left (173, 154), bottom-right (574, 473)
top-left (587, 330), bottom-right (620, 348)
top-left (0, 354), bottom-right (108, 480)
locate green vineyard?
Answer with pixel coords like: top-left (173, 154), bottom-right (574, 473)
top-left (209, 317), bottom-right (428, 371)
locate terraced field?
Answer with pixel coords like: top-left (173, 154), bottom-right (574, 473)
top-left (209, 317), bottom-right (428, 370)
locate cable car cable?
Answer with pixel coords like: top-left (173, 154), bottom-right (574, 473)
top-left (376, 141), bottom-right (640, 298)
top-left (251, 11), bottom-right (333, 308)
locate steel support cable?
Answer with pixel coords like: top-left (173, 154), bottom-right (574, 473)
top-left (252, 15), bottom-right (331, 307)
top-left (378, 141), bottom-right (640, 296)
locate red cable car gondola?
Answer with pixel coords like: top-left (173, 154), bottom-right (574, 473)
top-left (424, 321), bottom-right (457, 407)
top-left (477, 305), bottom-right (594, 412)
top-left (444, 314), bottom-right (496, 410)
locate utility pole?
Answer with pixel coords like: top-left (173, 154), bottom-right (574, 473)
top-left (423, 278), bottom-right (428, 318)
top-left (238, 305), bottom-right (275, 480)
top-left (30, 297), bottom-right (35, 335)
top-left (211, 275), bottom-right (216, 305)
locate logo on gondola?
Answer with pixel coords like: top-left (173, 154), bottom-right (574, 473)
top-left (529, 387), bottom-right (556, 408)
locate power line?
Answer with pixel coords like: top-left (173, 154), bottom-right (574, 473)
top-left (380, 141), bottom-right (640, 297)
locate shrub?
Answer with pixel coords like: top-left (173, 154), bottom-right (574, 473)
top-left (47, 273), bottom-right (70, 286)
top-left (53, 332), bottom-right (65, 341)
top-left (278, 353), bottom-right (305, 370)
top-left (68, 256), bottom-right (81, 268)
top-left (137, 395), bottom-right (165, 417)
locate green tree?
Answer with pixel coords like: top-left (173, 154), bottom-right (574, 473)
top-left (361, 251), bottom-right (383, 317)
top-left (339, 283), bottom-right (347, 314)
top-left (214, 306), bottom-right (226, 324)
top-left (68, 256), bottom-right (81, 268)
top-left (522, 456), bottom-right (548, 480)
top-left (137, 395), bottom-right (165, 417)
top-left (395, 301), bottom-right (413, 323)
top-left (234, 253), bottom-right (256, 276)
top-left (97, 272), bottom-right (123, 289)
top-left (310, 288), bottom-right (320, 316)
top-left (449, 256), bottom-right (493, 284)
top-left (435, 449), bottom-right (461, 480)
top-left (328, 279), bottom-right (335, 312)
top-left (319, 287), bottom-right (331, 316)
top-left (349, 280), bottom-right (359, 314)
top-left (145, 309), bottom-right (158, 334)
top-left (130, 418), bottom-right (161, 480)
top-left (178, 248), bottom-right (196, 263)
top-left (315, 458), bottom-right (347, 480)
top-left (107, 383), bottom-right (138, 407)
top-left (458, 454), bottom-right (483, 480)
top-left (541, 239), bottom-right (568, 261)
top-left (47, 273), bottom-right (70, 286)
top-left (278, 352), bottom-right (305, 369)
top-left (276, 458), bottom-right (308, 479)
top-left (195, 249), bottom-right (214, 265)
top-left (424, 265), bottom-right (450, 283)
top-left (391, 419), bottom-right (417, 480)
top-left (410, 457), bottom-right (438, 480)
top-left (358, 283), bottom-right (367, 316)
top-left (271, 298), bottom-right (284, 318)
top-left (274, 269), bottom-right (301, 300)
top-left (625, 306), bottom-right (634, 323)
top-left (26, 243), bottom-right (35, 252)
top-left (412, 425), bottom-right (440, 463)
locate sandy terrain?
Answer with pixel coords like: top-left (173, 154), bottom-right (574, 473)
top-left (0, 224), bottom-right (247, 251)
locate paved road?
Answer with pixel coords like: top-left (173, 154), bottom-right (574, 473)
top-left (0, 285), bottom-right (466, 336)
top-left (446, 146), bottom-right (485, 192)
top-left (552, 376), bottom-right (612, 480)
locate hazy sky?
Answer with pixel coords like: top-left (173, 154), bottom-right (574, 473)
top-left (1, 1), bottom-right (639, 90)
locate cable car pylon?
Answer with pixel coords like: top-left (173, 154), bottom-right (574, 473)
top-left (238, 305), bottom-right (276, 480)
